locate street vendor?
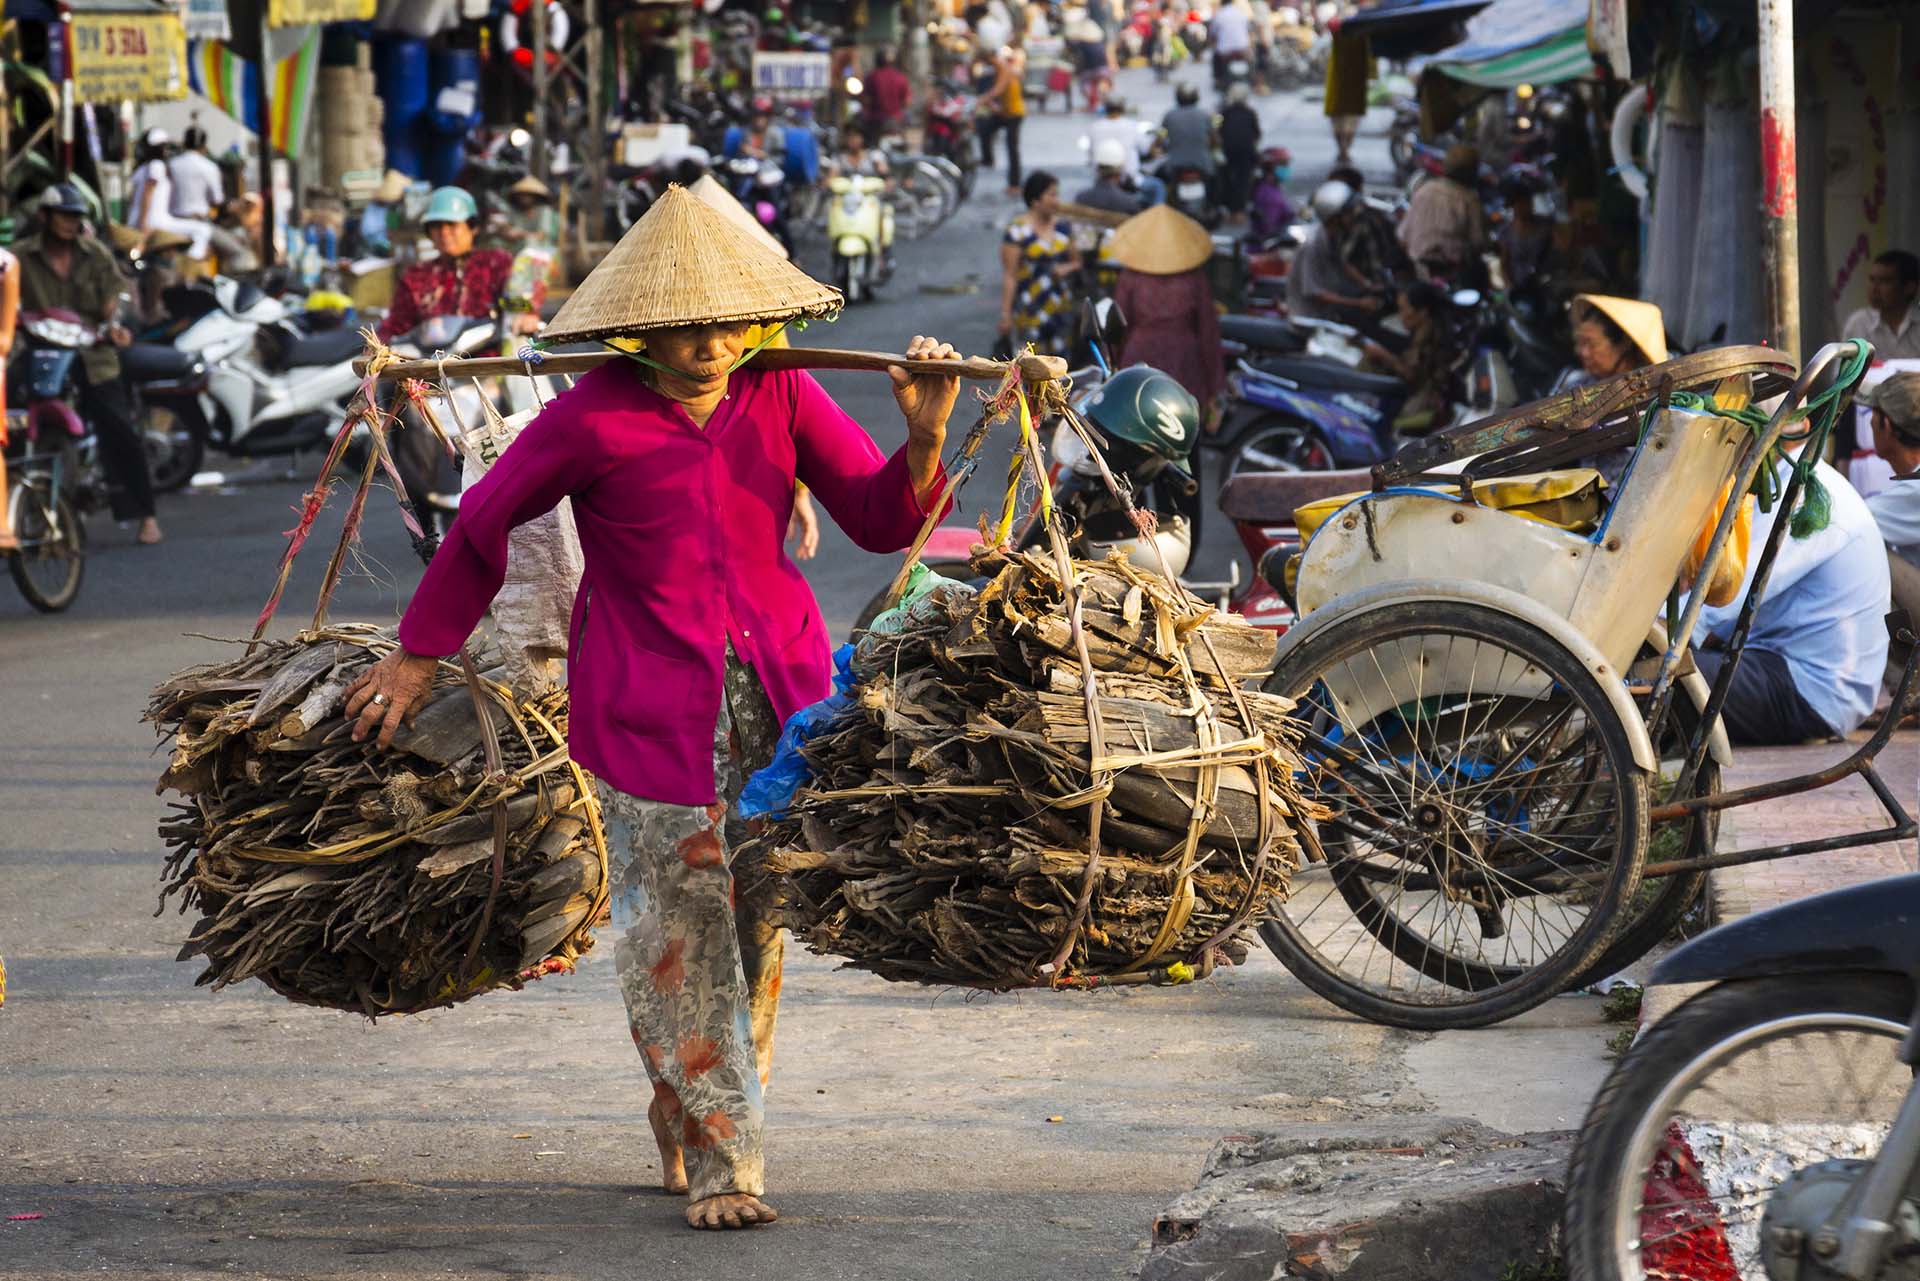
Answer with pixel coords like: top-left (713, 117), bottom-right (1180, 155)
top-left (342, 187), bottom-right (958, 1232)
top-left (375, 187), bottom-right (530, 342)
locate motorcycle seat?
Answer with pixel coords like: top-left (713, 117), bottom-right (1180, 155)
top-left (1249, 356), bottom-right (1404, 397)
top-left (1218, 468), bottom-right (1374, 525)
top-left (1219, 314), bottom-right (1305, 352)
top-left (279, 327), bottom-right (366, 370)
top-left (119, 342), bottom-right (198, 382)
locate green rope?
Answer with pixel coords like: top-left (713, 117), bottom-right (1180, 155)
top-left (600, 321), bottom-right (794, 382)
top-left (1641, 339), bottom-right (1872, 539)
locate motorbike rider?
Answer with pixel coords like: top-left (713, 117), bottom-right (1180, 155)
top-left (376, 187), bottom-right (530, 344)
top-left (1398, 142), bottom-right (1487, 282)
top-left (1074, 139), bottom-right (1146, 216)
top-left (1247, 146), bottom-right (1296, 241)
top-left (1328, 163), bottom-right (1409, 287)
top-left (1286, 180), bottom-right (1387, 326)
top-left (15, 184), bottom-right (163, 545)
top-left (1086, 96), bottom-right (1165, 206)
top-left (830, 123), bottom-right (891, 180)
top-left (1159, 83), bottom-right (1214, 184)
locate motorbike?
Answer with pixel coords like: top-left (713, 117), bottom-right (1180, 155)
top-left (723, 155), bottom-right (794, 251)
top-left (5, 310), bottom-right (108, 611)
top-left (121, 340), bottom-right (214, 493)
top-left (923, 82), bottom-right (980, 201)
top-left (825, 174), bottom-right (895, 303)
top-left (164, 277), bottom-right (364, 476)
top-left (1562, 871), bottom-right (1920, 1281)
top-left (1213, 321), bottom-right (1408, 478)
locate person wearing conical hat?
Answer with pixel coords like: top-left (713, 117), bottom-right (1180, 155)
top-left (1570, 294), bottom-right (1667, 383)
top-left (1108, 204), bottom-right (1223, 412)
top-left (344, 186), bottom-right (961, 1232)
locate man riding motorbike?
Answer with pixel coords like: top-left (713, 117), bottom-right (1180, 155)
top-left (14, 184), bottom-right (163, 545)
top-left (1286, 180), bottom-right (1387, 326)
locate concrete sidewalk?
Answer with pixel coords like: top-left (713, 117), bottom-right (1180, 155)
top-left (1642, 726), bottom-right (1918, 1026)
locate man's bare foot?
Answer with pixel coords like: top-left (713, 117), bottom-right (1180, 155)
top-left (648, 1096), bottom-right (688, 1195)
top-left (686, 1192), bottom-right (778, 1230)
top-left (136, 517), bottom-right (163, 545)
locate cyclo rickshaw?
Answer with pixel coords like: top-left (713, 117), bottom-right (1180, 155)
top-left (1251, 340), bottom-right (1918, 1029)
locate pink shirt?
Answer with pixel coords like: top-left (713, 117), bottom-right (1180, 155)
top-left (398, 361), bottom-right (943, 805)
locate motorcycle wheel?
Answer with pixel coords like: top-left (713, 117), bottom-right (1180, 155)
top-left (1565, 973), bottom-right (1916, 1281)
top-left (1225, 419), bottom-right (1337, 477)
top-left (143, 405), bottom-right (204, 494)
top-left (835, 254), bottom-right (860, 303)
top-left (8, 477), bottom-right (87, 613)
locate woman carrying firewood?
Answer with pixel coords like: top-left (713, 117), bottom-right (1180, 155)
top-left (343, 187), bottom-right (959, 1231)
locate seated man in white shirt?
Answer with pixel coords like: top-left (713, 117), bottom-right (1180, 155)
top-left (1842, 250), bottom-right (1920, 362)
top-left (1863, 372), bottom-right (1920, 567)
top-left (167, 126), bottom-right (226, 221)
top-left (1692, 450), bottom-right (1890, 745)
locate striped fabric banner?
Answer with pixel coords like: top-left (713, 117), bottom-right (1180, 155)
top-left (1425, 0), bottom-right (1597, 89)
top-left (1430, 26), bottom-right (1596, 88)
top-left (187, 29), bottom-right (321, 156)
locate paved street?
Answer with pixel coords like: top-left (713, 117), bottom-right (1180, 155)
top-left (0, 70), bottom-right (1623, 1280)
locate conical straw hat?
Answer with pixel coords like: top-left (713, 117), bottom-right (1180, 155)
top-left (1575, 294), bottom-right (1668, 364)
top-left (1105, 204), bottom-right (1214, 275)
top-left (689, 173), bottom-right (789, 261)
top-left (543, 185), bottom-right (839, 343)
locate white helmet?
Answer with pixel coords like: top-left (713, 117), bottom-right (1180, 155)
top-left (1310, 179), bottom-right (1355, 219)
top-left (1092, 137), bottom-right (1130, 170)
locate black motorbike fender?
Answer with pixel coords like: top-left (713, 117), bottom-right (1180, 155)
top-left (1651, 873), bottom-right (1920, 990)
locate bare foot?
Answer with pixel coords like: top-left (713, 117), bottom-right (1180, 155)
top-left (648, 1095), bottom-right (688, 1195)
top-left (0, 532), bottom-right (18, 555)
top-left (686, 1192), bottom-right (778, 1230)
top-left (136, 517), bottom-right (164, 545)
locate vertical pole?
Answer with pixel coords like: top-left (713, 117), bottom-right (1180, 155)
top-left (255, 9), bottom-right (276, 266)
top-left (59, 13), bottom-right (76, 178)
top-left (1757, 0), bottom-right (1800, 360)
top-left (582, 0), bottom-right (605, 248)
top-left (531, 0), bottom-right (550, 185)
top-left (907, 0), bottom-right (931, 114)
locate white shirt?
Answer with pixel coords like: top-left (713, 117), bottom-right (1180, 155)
top-left (1212, 1), bottom-right (1253, 54)
top-left (1843, 302), bottom-right (1920, 362)
top-left (129, 158), bottom-right (213, 256)
top-left (168, 150), bottom-right (225, 219)
top-left (1087, 116), bottom-right (1147, 179)
top-left (1868, 479), bottom-right (1920, 570)
top-left (1695, 457), bottom-right (1890, 736)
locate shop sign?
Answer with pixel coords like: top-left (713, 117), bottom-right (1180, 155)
top-left (267, 0), bottom-right (376, 23)
top-left (183, 0), bottom-right (232, 41)
top-left (70, 12), bottom-right (188, 103)
top-left (751, 51), bottom-right (832, 101)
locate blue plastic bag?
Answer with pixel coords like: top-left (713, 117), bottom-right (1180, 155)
top-left (738, 643), bottom-right (859, 819)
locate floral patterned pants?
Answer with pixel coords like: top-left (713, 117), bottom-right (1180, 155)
top-left (597, 646), bottom-right (784, 1202)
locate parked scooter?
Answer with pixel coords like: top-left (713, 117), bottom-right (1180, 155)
top-left (1212, 321), bottom-right (1407, 477)
top-left (923, 81), bottom-right (980, 201)
top-left (825, 174), bottom-right (894, 303)
top-left (1562, 872), bottom-right (1920, 1281)
top-left (165, 277), bottom-right (363, 474)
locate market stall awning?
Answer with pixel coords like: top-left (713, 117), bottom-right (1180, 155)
top-left (1335, 0), bottom-right (1492, 61)
top-left (1426, 0), bottom-right (1596, 88)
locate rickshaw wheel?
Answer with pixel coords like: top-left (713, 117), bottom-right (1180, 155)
top-left (1563, 686), bottom-right (1717, 989)
top-left (1258, 600), bottom-right (1651, 1030)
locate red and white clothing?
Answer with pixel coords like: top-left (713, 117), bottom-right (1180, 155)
top-left (375, 249), bottom-right (514, 342)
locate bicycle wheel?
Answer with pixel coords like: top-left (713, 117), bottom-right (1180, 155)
top-left (1565, 973), bottom-right (1914, 1281)
top-left (1259, 599), bottom-right (1650, 1029)
top-left (8, 478), bottom-right (87, 612)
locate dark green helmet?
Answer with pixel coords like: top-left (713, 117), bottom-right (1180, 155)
top-left (1080, 365), bottom-right (1199, 461)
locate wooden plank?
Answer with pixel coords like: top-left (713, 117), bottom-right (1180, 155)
top-left (356, 344), bottom-right (1068, 385)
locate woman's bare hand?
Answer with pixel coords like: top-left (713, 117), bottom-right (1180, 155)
top-left (787, 488), bottom-right (820, 560)
top-left (889, 334), bottom-right (961, 447)
top-left (344, 648), bottom-right (441, 749)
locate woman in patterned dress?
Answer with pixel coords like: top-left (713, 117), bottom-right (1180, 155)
top-left (997, 171), bottom-right (1080, 358)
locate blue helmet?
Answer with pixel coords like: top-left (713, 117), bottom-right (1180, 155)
top-left (423, 185), bottom-right (478, 226)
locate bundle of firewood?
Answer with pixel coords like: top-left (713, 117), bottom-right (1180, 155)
top-left (742, 551), bottom-right (1310, 991)
top-left (146, 625), bottom-right (605, 1017)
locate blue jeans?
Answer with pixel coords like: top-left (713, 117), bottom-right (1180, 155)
top-left (1136, 175), bottom-right (1167, 206)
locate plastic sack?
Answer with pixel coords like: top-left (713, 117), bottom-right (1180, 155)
top-left (459, 403), bottom-right (585, 693)
top-left (739, 643), bottom-right (860, 820)
top-left (1682, 480), bottom-right (1754, 608)
top-left (863, 561), bottom-right (976, 637)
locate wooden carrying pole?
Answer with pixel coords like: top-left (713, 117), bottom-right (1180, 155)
top-left (356, 345), bottom-right (1069, 385)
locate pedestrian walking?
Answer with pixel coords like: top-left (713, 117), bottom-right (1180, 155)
top-left (1107, 204), bottom-right (1223, 414)
top-left (998, 171), bottom-right (1079, 357)
top-left (978, 31), bottom-right (1028, 194)
top-left (1323, 24), bottom-right (1370, 164)
top-left (342, 188), bottom-right (961, 1232)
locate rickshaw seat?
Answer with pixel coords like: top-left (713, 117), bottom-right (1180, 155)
top-left (1218, 468), bottom-right (1374, 524)
top-left (1292, 468), bottom-right (1608, 541)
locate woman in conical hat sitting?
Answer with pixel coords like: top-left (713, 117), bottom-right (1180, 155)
top-left (344, 186), bottom-right (960, 1231)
